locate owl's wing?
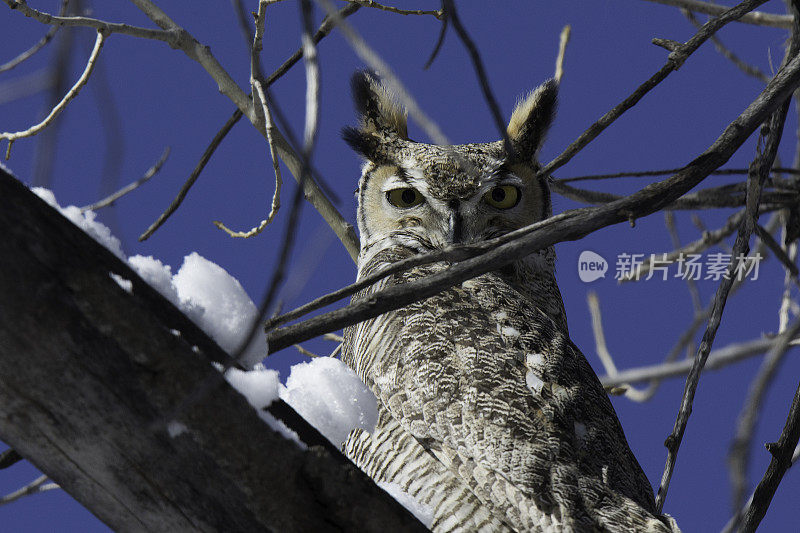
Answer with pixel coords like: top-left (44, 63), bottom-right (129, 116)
top-left (344, 407), bottom-right (513, 532)
top-left (343, 249), bottom-right (679, 532)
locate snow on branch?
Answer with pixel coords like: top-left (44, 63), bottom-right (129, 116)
top-left (0, 167), bottom-right (427, 532)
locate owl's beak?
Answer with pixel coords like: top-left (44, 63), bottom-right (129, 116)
top-left (448, 209), bottom-right (464, 244)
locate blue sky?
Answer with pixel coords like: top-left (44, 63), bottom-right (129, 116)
top-left (2, 1), bottom-right (798, 531)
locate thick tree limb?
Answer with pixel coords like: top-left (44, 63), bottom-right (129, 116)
top-left (0, 167), bottom-right (426, 532)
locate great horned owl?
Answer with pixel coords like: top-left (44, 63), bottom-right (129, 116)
top-left (340, 72), bottom-right (678, 532)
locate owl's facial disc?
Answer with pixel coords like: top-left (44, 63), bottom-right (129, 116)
top-left (356, 159), bottom-right (543, 262)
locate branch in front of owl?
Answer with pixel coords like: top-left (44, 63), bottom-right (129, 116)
top-left (638, 0), bottom-right (793, 29)
top-left (267, 49), bottom-right (800, 354)
top-left (539, 0), bottom-right (771, 180)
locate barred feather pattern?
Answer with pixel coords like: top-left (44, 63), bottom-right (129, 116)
top-left (342, 246), bottom-right (680, 532)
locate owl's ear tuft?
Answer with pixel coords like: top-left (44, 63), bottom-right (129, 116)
top-left (342, 126), bottom-right (385, 162)
top-left (350, 70), bottom-right (408, 140)
top-left (506, 79), bottom-right (558, 163)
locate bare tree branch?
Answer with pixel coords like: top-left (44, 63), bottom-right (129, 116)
top-left (740, 363), bottom-right (800, 531)
top-left (682, 8), bottom-right (771, 83)
top-left (557, 167), bottom-right (800, 182)
top-left (0, 0), bottom-right (68, 73)
top-left (728, 316), bottom-right (800, 516)
top-left (81, 146), bottom-right (170, 212)
top-left (655, 68), bottom-right (793, 512)
top-left (346, 0), bottom-right (442, 18)
top-left (599, 335), bottom-right (800, 387)
top-left (0, 475), bottom-right (59, 507)
top-left (639, 0), bottom-right (793, 29)
top-left (541, 0), bottom-right (772, 179)
top-left (139, 109), bottom-right (243, 241)
top-left (1, 29), bottom-right (105, 159)
top-left (4, 0), bottom-right (172, 42)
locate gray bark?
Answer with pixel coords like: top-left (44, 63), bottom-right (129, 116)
top-left (0, 166), bottom-right (427, 532)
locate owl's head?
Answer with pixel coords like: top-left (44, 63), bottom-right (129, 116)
top-left (344, 71), bottom-right (557, 268)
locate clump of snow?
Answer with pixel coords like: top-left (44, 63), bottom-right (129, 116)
top-left (128, 255), bottom-right (181, 305)
top-left (222, 364), bottom-right (281, 409)
top-left (377, 482), bottom-right (434, 528)
top-left (129, 253), bottom-right (267, 368)
top-left (173, 252), bottom-right (265, 368)
top-left (109, 272), bottom-right (132, 293)
top-left (33, 188), bottom-right (125, 260)
top-left (31, 188), bottom-right (268, 368)
top-left (220, 364), bottom-right (305, 448)
top-left (281, 357), bottom-right (378, 446)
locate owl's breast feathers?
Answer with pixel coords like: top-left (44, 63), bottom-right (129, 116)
top-left (343, 247), bottom-right (679, 532)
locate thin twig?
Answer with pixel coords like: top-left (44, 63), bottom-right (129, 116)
top-left (346, 0), bottom-right (441, 18)
top-left (755, 223), bottom-right (800, 278)
top-left (728, 316), bottom-right (800, 516)
top-left (740, 369), bottom-right (800, 531)
top-left (619, 209), bottom-right (745, 281)
top-left (294, 344), bottom-right (320, 358)
top-left (599, 335), bottom-right (800, 387)
top-left (214, 1), bottom-right (282, 239)
top-left (554, 25), bottom-right (571, 84)
top-left (1, 30), bottom-right (106, 159)
top-left (314, 0), bottom-right (453, 147)
top-left (443, 0), bottom-right (512, 153)
top-left (423, 4), bottom-right (448, 70)
top-left (665, 211), bottom-right (703, 312)
top-left (126, 0), bottom-right (358, 258)
top-left (639, 0), bottom-right (793, 29)
top-left (541, 0), bottom-right (773, 179)
top-left (683, 8), bottom-right (771, 83)
top-left (655, 74), bottom-right (792, 512)
top-left (0, 475), bottom-right (59, 507)
top-left (0, 0), bottom-right (68, 73)
top-left (82, 146), bottom-right (171, 212)
top-left (139, 110), bottom-right (242, 241)
top-left (4, 0), bottom-right (172, 43)
top-left (588, 291), bottom-right (652, 401)
top-left (558, 166), bottom-right (800, 182)
top-left (552, 172), bottom-right (798, 211)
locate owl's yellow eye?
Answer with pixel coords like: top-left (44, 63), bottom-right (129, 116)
top-left (483, 185), bottom-right (520, 209)
top-left (386, 188), bottom-right (424, 208)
